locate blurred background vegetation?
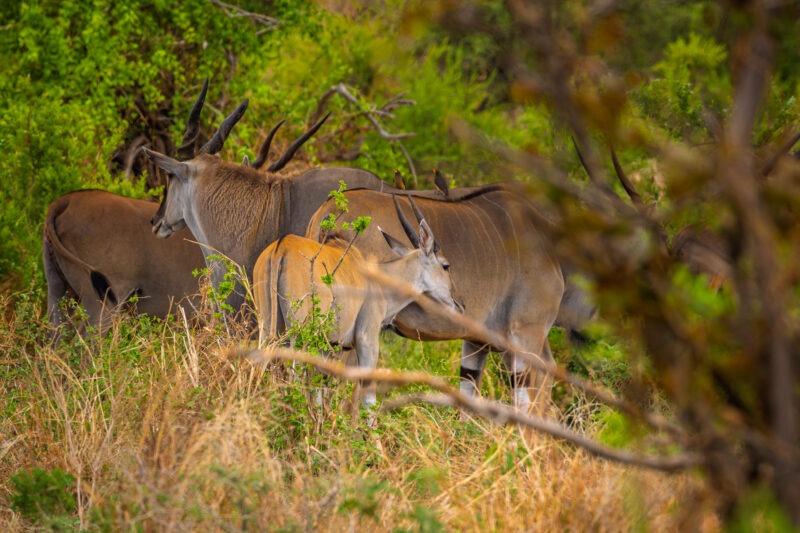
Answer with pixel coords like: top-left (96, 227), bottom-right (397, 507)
top-left (1, 0), bottom-right (799, 529)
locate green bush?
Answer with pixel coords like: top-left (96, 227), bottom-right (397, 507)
top-left (0, 0), bottom-right (266, 287)
top-left (632, 33), bottom-right (730, 142)
top-left (10, 467), bottom-right (77, 525)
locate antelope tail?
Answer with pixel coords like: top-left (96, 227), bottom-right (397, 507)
top-left (44, 197), bottom-right (117, 304)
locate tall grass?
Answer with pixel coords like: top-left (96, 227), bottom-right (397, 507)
top-left (0, 293), bottom-right (719, 531)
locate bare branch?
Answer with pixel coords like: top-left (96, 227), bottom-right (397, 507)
top-left (397, 143), bottom-right (418, 187)
top-left (313, 83), bottom-right (418, 182)
top-left (241, 348), bottom-right (699, 473)
top-left (207, 0), bottom-right (280, 35)
top-left (386, 393), bottom-right (701, 472)
top-left (314, 84), bottom-right (416, 141)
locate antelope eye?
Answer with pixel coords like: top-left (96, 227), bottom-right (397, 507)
top-left (442, 262), bottom-right (450, 271)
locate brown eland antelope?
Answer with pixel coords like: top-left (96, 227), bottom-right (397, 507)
top-left (253, 194), bottom-right (462, 407)
top-left (147, 84), bottom-right (540, 322)
top-left (146, 85), bottom-right (522, 319)
top-left (306, 189), bottom-right (565, 411)
top-left (43, 190), bottom-right (204, 332)
top-left (43, 80), bottom-right (324, 335)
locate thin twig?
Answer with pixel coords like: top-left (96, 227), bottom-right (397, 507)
top-left (208, 0), bottom-right (280, 35)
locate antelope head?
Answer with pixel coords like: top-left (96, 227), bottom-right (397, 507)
top-left (379, 194), bottom-right (464, 313)
top-left (145, 83), bottom-right (249, 238)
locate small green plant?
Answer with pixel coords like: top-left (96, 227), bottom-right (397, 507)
top-left (319, 181), bottom-right (372, 239)
top-left (405, 504), bottom-right (446, 533)
top-left (193, 253), bottom-right (251, 330)
top-left (10, 467), bottom-right (77, 524)
top-left (273, 182), bottom-right (375, 425)
top-left (632, 32), bottom-right (731, 141)
top-left (284, 294), bottom-right (338, 356)
top-left (337, 478), bottom-right (391, 523)
top-left (289, 181), bottom-right (372, 353)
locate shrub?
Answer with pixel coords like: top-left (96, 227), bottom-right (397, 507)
top-left (10, 467), bottom-right (77, 525)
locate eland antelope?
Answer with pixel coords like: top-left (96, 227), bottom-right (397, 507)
top-left (306, 188), bottom-right (565, 412)
top-left (43, 79), bottom-right (335, 335)
top-left (145, 147), bottom-right (400, 312)
top-left (145, 151), bottom-right (400, 312)
top-left (253, 194), bottom-right (461, 407)
top-left (43, 190), bottom-right (204, 333)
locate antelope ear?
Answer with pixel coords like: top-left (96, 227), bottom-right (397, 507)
top-left (143, 148), bottom-right (192, 181)
top-left (418, 219), bottom-right (435, 256)
top-left (378, 226), bottom-right (411, 256)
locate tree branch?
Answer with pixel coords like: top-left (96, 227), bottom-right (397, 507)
top-left (241, 347), bottom-right (700, 473)
top-left (313, 83), bottom-right (418, 183)
top-left (344, 262), bottom-right (686, 439)
top-left (208, 0), bottom-right (280, 35)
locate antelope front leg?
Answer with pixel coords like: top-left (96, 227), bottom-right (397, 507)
top-left (354, 323), bottom-right (381, 426)
top-left (458, 341), bottom-right (491, 421)
top-left (459, 341), bottom-right (490, 397)
top-left (503, 325), bottom-right (553, 416)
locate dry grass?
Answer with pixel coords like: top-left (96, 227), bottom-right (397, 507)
top-left (0, 294), bottom-right (720, 531)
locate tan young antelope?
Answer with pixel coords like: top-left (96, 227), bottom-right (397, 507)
top-left (253, 195), bottom-right (462, 408)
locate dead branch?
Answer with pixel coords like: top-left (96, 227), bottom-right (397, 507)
top-left (208, 0), bottom-right (280, 35)
top-left (314, 84), bottom-right (416, 141)
top-left (241, 347), bottom-right (699, 473)
top-left (386, 393), bottom-right (700, 472)
top-left (313, 83), bottom-right (418, 184)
